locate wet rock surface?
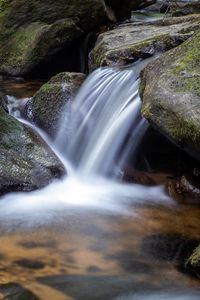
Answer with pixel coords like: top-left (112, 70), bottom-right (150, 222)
top-left (89, 14), bottom-right (200, 70)
top-left (0, 0), bottom-right (113, 77)
top-left (0, 107), bottom-right (65, 195)
top-left (141, 29), bottom-right (200, 161)
top-left (28, 72), bottom-right (86, 137)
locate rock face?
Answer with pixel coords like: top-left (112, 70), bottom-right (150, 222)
top-left (89, 14), bottom-right (200, 70)
top-left (141, 30), bottom-right (200, 161)
top-left (172, 1), bottom-right (200, 16)
top-left (0, 0), bottom-right (113, 77)
top-left (28, 72), bottom-right (86, 137)
top-left (105, 0), bottom-right (156, 21)
top-left (0, 107), bottom-right (65, 195)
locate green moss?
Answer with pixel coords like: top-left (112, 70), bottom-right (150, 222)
top-left (0, 23), bottom-right (45, 66)
top-left (187, 245), bottom-right (200, 266)
top-left (170, 117), bottom-right (200, 143)
top-left (141, 103), bottom-right (153, 119)
top-left (168, 31), bottom-right (200, 97)
top-left (139, 78), bottom-right (146, 99)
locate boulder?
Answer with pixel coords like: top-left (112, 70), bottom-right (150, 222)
top-left (172, 1), bottom-right (200, 16)
top-left (89, 14), bottom-right (200, 70)
top-left (28, 72), bottom-right (86, 137)
top-left (0, 107), bottom-right (65, 195)
top-left (141, 29), bottom-right (200, 161)
top-left (0, 0), bottom-right (113, 77)
top-left (105, 0), bottom-right (156, 21)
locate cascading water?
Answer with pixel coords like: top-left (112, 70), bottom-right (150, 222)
top-left (0, 62), bottom-right (200, 300)
top-left (56, 63), bottom-right (149, 176)
top-left (0, 61), bottom-right (171, 223)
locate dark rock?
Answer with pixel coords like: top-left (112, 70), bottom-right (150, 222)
top-left (0, 92), bottom-right (8, 112)
top-left (172, 1), bottom-right (200, 16)
top-left (0, 0), bottom-right (114, 77)
top-left (89, 14), bottom-right (200, 70)
top-left (168, 175), bottom-right (200, 203)
top-left (141, 29), bottom-right (200, 161)
top-left (0, 282), bottom-right (39, 300)
top-left (28, 72), bottom-right (86, 137)
top-left (0, 107), bottom-right (65, 195)
top-left (105, 0), bottom-right (156, 21)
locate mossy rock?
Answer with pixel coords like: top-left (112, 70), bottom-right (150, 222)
top-left (141, 29), bottom-right (200, 160)
top-left (0, 107), bottom-right (65, 195)
top-left (29, 72), bottom-right (86, 137)
top-left (186, 244), bottom-right (200, 277)
top-left (0, 0), bottom-right (113, 77)
top-left (89, 14), bottom-right (200, 71)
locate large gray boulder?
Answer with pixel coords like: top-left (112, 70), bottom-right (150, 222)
top-left (0, 107), bottom-right (65, 195)
top-left (0, 0), bottom-right (113, 77)
top-left (28, 72), bottom-right (86, 137)
top-left (140, 29), bottom-right (200, 160)
top-left (89, 14), bottom-right (200, 70)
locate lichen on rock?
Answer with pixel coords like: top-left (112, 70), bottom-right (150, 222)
top-left (28, 72), bottom-right (86, 137)
top-left (140, 29), bottom-right (200, 161)
top-left (0, 107), bottom-right (65, 195)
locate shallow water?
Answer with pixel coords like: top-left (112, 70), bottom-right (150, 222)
top-left (0, 66), bottom-right (200, 300)
top-left (0, 197), bottom-right (199, 299)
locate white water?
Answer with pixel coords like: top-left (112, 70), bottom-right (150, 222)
top-left (1, 62), bottom-right (173, 224)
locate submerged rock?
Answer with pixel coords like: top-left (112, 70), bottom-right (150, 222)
top-left (29, 72), bottom-right (85, 137)
top-left (168, 175), bottom-right (200, 203)
top-left (141, 29), bottom-right (200, 161)
top-left (89, 14), bottom-right (200, 70)
top-left (0, 107), bottom-right (65, 195)
top-left (0, 0), bottom-right (113, 77)
top-left (0, 282), bottom-right (39, 300)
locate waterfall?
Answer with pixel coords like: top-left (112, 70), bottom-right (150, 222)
top-left (0, 62), bottom-right (172, 225)
top-left (55, 62), bottom-right (149, 176)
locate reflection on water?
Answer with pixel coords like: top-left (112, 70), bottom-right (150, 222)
top-left (0, 196), bottom-right (199, 299)
top-left (0, 67), bottom-right (200, 300)
top-left (0, 77), bottom-right (44, 98)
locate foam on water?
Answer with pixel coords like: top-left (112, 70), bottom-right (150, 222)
top-left (1, 61), bottom-right (173, 227)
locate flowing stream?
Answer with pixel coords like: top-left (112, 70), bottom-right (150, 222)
top-left (0, 62), bottom-right (199, 299)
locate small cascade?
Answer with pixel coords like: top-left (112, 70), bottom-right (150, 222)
top-left (0, 60), bottom-right (172, 222)
top-left (56, 62), bottom-right (149, 176)
top-left (6, 95), bottom-right (30, 119)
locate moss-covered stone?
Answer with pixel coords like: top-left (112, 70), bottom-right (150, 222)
top-left (0, 0), bottom-right (113, 77)
top-left (186, 244), bottom-right (200, 277)
top-left (89, 14), bottom-right (200, 71)
top-left (141, 29), bottom-right (200, 160)
top-left (0, 107), bottom-right (65, 195)
top-left (29, 72), bottom-right (85, 137)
